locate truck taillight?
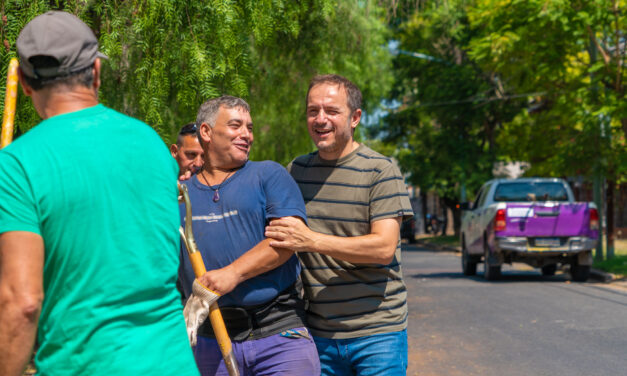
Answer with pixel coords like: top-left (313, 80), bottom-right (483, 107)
top-left (494, 209), bottom-right (506, 231)
top-left (589, 208), bottom-right (599, 230)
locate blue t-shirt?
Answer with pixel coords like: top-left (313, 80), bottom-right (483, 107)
top-left (179, 160), bottom-right (307, 307)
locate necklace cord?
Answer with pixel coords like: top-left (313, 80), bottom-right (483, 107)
top-left (199, 168), bottom-right (238, 202)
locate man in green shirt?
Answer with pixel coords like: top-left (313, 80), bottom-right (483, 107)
top-left (0, 11), bottom-right (198, 376)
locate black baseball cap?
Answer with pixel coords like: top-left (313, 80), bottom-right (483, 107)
top-left (16, 11), bottom-right (107, 79)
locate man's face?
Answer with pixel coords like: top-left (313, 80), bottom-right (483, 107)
top-left (205, 106), bottom-right (253, 169)
top-left (171, 135), bottom-right (204, 175)
top-left (306, 83), bottom-right (361, 160)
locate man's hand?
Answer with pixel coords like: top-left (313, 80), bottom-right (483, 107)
top-left (267, 217), bottom-right (402, 265)
top-left (265, 216), bottom-right (316, 253)
top-left (183, 279), bottom-right (220, 347)
top-left (178, 170), bottom-right (193, 181)
top-left (197, 266), bottom-right (242, 296)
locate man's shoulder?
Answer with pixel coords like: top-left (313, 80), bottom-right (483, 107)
top-left (353, 145), bottom-right (393, 165)
top-left (98, 106), bottom-right (156, 133)
top-left (289, 152), bottom-right (317, 169)
top-left (249, 160), bottom-right (284, 171)
top-left (245, 160), bottom-right (287, 178)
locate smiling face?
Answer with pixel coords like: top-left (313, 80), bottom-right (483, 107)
top-left (306, 83), bottom-right (361, 160)
top-left (201, 105), bottom-right (253, 170)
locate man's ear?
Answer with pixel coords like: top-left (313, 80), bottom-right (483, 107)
top-left (17, 68), bottom-right (33, 97)
top-left (350, 108), bottom-right (362, 130)
top-left (199, 122), bottom-right (212, 143)
top-left (92, 58), bottom-right (101, 91)
top-left (170, 143), bottom-right (179, 159)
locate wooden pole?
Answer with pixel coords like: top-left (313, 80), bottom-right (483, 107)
top-left (179, 184), bottom-right (240, 376)
top-left (1, 58), bottom-right (19, 149)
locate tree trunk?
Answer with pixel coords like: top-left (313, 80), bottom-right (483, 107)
top-left (439, 197), bottom-right (448, 236)
top-left (607, 179), bottom-right (615, 258)
top-left (442, 196), bottom-right (461, 236)
top-left (421, 190), bottom-right (428, 234)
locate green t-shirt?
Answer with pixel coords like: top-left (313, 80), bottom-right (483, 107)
top-left (0, 105), bottom-right (198, 375)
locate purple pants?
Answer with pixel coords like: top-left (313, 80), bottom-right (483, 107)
top-left (193, 327), bottom-right (320, 376)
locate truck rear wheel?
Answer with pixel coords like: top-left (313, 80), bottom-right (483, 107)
top-left (461, 240), bottom-right (477, 276)
top-left (541, 264), bottom-right (557, 276)
top-left (570, 261), bottom-right (590, 282)
top-left (483, 242), bottom-right (501, 281)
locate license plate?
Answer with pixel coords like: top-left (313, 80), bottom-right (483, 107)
top-left (535, 237), bottom-right (560, 247)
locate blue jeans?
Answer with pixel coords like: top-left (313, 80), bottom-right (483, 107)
top-left (194, 327), bottom-right (320, 376)
top-left (313, 329), bottom-right (407, 376)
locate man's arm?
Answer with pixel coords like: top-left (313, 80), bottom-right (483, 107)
top-left (0, 231), bottom-right (44, 376)
top-left (265, 216), bottom-right (401, 265)
top-left (197, 234), bottom-right (294, 296)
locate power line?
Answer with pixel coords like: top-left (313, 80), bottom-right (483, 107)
top-left (394, 91), bottom-right (548, 109)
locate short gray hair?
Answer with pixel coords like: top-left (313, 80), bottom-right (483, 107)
top-left (196, 95), bottom-right (251, 129)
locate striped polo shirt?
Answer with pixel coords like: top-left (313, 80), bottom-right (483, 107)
top-left (288, 144), bottom-right (413, 339)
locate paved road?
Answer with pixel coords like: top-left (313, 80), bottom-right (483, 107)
top-left (402, 244), bottom-right (627, 376)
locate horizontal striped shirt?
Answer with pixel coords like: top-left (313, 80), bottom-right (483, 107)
top-left (288, 144), bottom-right (413, 339)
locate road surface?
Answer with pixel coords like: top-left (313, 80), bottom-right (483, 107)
top-left (403, 244), bottom-right (627, 376)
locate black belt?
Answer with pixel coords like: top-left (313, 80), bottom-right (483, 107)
top-left (198, 281), bottom-right (306, 341)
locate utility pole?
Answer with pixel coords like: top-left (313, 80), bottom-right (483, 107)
top-left (590, 36), bottom-right (605, 262)
top-left (593, 176), bottom-right (605, 262)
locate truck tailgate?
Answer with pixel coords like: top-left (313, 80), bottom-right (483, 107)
top-left (500, 203), bottom-right (593, 237)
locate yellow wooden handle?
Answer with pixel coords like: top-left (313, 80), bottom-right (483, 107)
top-left (1, 58), bottom-right (19, 149)
top-left (189, 252), bottom-right (207, 279)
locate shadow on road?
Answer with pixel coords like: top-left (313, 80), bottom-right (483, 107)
top-left (401, 243), bottom-right (447, 252)
top-left (409, 270), bottom-right (574, 284)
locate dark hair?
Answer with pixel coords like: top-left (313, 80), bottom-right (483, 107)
top-left (306, 74), bottom-right (362, 113)
top-left (176, 122), bottom-right (198, 146)
top-left (196, 95), bottom-right (250, 129)
top-left (22, 55), bottom-right (94, 91)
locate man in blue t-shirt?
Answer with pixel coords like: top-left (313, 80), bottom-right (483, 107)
top-left (179, 95), bottom-right (319, 375)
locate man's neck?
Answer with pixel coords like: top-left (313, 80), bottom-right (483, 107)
top-left (198, 163), bottom-right (243, 186)
top-left (318, 141), bottom-right (360, 161)
top-left (34, 87), bottom-right (99, 119)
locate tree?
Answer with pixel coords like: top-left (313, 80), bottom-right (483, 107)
top-left (1, 0), bottom-right (393, 165)
top-left (373, 0), bottom-right (524, 235)
top-left (468, 0), bottom-right (626, 253)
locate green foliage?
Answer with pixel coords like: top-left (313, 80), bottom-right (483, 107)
top-left (1, 0), bottom-right (393, 164)
top-left (375, 0), bottom-right (626, 213)
top-left (468, 0), bottom-right (626, 183)
top-left (249, 1), bottom-right (393, 164)
top-left (375, 0), bottom-right (524, 204)
top-left (1, 0), bottom-right (52, 133)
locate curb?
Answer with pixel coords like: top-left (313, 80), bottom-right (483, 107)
top-left (414, 240), bottom-right (460, 253)
top-left (589, 268), bottom-right (617, 283)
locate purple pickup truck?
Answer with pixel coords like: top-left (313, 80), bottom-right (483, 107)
top-left (460, 178), bottom-right (598, 281)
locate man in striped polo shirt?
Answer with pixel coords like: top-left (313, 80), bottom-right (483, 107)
top-left (266, 74), bottom-right (413, 375)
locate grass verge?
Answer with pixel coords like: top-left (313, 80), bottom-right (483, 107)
top-left (417, 235), bottom-right (459, 247)
top-left (593, 255), bottom-right (627, 277)
top-left (593, 238), bottom-right (627, 277)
